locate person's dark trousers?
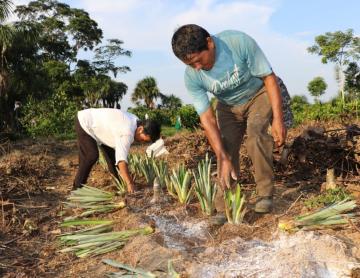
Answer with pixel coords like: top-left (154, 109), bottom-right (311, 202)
top-left (73, 117), bottom-right (120, 189)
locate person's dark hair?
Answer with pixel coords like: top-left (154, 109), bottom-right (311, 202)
top-left (171, 24), bottom-right (210, 61)
top-left (138, 119), bottom-right (161, 142)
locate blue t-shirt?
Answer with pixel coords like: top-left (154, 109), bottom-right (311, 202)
top-left (184, 30), bottom-right (273, 115)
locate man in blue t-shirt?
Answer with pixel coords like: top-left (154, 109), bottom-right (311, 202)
top-left (171, 24), bottom-right (286, 213)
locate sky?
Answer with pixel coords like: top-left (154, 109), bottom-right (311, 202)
top-left (12, 0), bottom-right (360, 109)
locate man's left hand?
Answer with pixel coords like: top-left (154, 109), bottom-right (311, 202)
top-left (272, 118), bottom-right (286, 147)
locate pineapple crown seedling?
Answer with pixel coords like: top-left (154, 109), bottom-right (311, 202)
top-left (193, 153), bottom-right (217, 216)
top-left (102, 259), bottom-right (180, 278)
top-left (168, 163), bottom-right (193, 204)
top-left (278, 199), bottom-right (357, 232)
top-left (224, 184), bottom-right (246, 224)
top-left (139, 154), bottom-right (157, 186)
top-left (64, 185), bottom-right (125, 218)
top-left (103, 259), bottom-right (157, 278)
top-left (59, 220), bottom-right (154, 258)
top-left (152, 159), bottom-right (168, 189)
top-left (112, 170), bottom-right (127, 194)
top-left (128, 153), bottom-right (143, 178)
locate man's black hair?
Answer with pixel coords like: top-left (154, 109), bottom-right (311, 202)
top-left (171, 24), bottom-right (210, 61)
top-left (138, 119), bottom-right (161, 143)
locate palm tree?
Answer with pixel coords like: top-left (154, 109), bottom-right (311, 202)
top-left (159, 93), bottom-right (182, 109)
top-left (131, 76), bottom-right (160, 108)
top-left (0, 0), bottom-right (15, 96)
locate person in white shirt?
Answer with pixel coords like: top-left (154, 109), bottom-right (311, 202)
top-left (73, 108), bottom-right (161, 193)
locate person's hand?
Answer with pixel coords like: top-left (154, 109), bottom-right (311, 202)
top-left (127, 183), bottom-right (137, 194)
top-left (218, 155), bottom-right (237, 190)
top-left (271, 118), bottom-right (286, 148)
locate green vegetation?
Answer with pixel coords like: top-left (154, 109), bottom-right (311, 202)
top-left (64, 185), bottom-right (125, 218)
top-left (224, 184), bottom-right (246, 224)
top-left (291, 95), bottom-right (359, 125)
top-left (139, 155), bottom-right (157, 186)
top-left (152, 159), bottom-right (168, 189)
top-left (307, 77), bottom-right (327, 103)
top-left (131, 77), bottom-right (160, 109)
top-left (279, 199), bottom-right (357, 232)
top-left (60, 224), bottom-right (154, 258)
top-left (193, 154), bottom-right (217, 216)
top-left (103, 259), bottom-right (157, 278)
top-left (167, 163), bottom-right (193, 204)
top-left (304, 187), bottom-right (353, 209)
top-left (4, 1), bottom-right (357, 138)
top-left (128, 105), bottom-right (200, 130)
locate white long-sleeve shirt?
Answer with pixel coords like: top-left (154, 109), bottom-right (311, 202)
top-left (77, 108), bottom-right (138, 164)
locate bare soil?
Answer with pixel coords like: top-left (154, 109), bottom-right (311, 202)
top-left (0, 120), bottom-right (359, 277)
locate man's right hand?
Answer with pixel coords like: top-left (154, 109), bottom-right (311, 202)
top-left (218, 155), bottom-right (237, 190)
top-left (127, 183), bottom-right (137, 194)
top-left (199, 107), bottom-right (238, 191)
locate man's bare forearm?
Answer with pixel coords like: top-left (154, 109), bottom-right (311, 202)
top-left (200, 107), bottom-right (228, 159)
top-left (263, 73), bottom-right (286, 146)
top-left (263, 73), bottom-right (283, 122)
top-left (117, 161), bottom-right (134, 189)
top-left (200, 107), bottom-right (235, 189)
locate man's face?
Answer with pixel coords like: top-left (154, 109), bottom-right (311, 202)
top-left (134, 126), bottom-right (152, 143)
top-left (183, 37), bottom-right (215, 71)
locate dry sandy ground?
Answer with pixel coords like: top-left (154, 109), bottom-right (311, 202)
top-left (0, 121), bottom-right (359, 277)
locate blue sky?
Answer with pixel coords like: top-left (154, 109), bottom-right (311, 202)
top-left (13, 0), bottom-right (360, 109)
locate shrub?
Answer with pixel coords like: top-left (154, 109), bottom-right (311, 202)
top-left (128, 106), bottom-right (175, 126)
top-left (178, 105), bottom-right (199, 129)
top-left (128, 104), bottom-right (200, 129)
top-left (291, 95), bottom-right (359, 125)
top-left (20, 91), bottom-right (79, 137)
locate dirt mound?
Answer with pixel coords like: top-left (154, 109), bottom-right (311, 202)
top-left (0, 141), bottom-right (69, 278)
top-left (164, 129), bottom-right (213, 168)
top-left (0, 150), bottom-right (56, 198)
top-left (285, 124), bottom-right (359, 177)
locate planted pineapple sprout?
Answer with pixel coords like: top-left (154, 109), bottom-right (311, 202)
top-left (112, 170), bottom-right (127, 194)
top-left (64, 185), bottom-right (125, 218)
top-left (60, 224), bottom-right (154, 258)
top-left (278, 199), bottom-right (357, 232)
top-left (168, 163), bottom-right (193, 204)
top-left (193, 154), bottom-right (217, 216)
top-left (128, 153), bottom-right (143, 179)
top-left (165, 174), bottom-right (177, 199)
top-left (152, 159), bottom-right (168, 189)
top-left (139, 155), bottom-right (157, 185)
top-left (224, 184), bottom-right (246, 224)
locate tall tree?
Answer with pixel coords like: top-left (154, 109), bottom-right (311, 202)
top-left (0, 0), bottom-right (15, 96)
top-left (307, 29), bottom-right (360, 102)
top-left (0, 0), bottom-right (23, 129)
top-left (344, 62), bottom-right (360, 117)
top-left (102, 81), bottom-right (127, 108)
top-left (159, 93), bottom-right (182, 109)
top-left (15, 0), bottom-right (103, 62)
top-left (132, 77), bottom-right (160, 108)
top-left (308, 77), bottom-right (327, 103)
top-left (1, 0), bottom-right (132, 133)
top-left (93, 39), bottom-right (131, 77)
top-left (344, 62), bottom-right (360, 100)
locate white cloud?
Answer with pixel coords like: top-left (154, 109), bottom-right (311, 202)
top-left (78, 0), bottom-right (144, 13)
